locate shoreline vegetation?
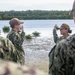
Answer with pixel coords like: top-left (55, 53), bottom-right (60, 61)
top-left (0, 10), bottom-right (72, 20)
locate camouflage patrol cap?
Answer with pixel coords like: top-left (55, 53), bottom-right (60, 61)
top-left (60, 23), bottom-right (70, 30)
top-left (9, 18), bottom-right (24, 26)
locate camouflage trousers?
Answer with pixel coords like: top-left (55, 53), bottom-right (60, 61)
top-left (17, 50), bottom-right (25, 65)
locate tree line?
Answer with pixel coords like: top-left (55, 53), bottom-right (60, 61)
top-left (0, 10), bottom-right (72, 20)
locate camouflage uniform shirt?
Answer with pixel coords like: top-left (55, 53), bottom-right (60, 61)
top-left (7, 30), bottom-right (25, 65)
top-left (48, 29), bottom-right (70, 75)
top-left (0, 36), bottom-right (17, 62)
top-left (53, 34), bottom-right (75, 75)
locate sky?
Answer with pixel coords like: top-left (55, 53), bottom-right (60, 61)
top-left (0, 0), bottom-right (74, 11)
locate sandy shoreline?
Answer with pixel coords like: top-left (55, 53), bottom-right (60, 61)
top-left (23, 37), bottom-right (55, 72)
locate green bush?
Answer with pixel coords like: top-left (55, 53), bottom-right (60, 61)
top-left (25, 34), bottom-right (32, 39)
top-left (2, 26), bottom-right (10, 33)
top-left (32, 31), bottom-right (40, 37)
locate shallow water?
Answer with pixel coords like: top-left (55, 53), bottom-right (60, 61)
top-left (23, 37), bottom-right (55, 72)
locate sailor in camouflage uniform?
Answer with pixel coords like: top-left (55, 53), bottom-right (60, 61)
top-left (7, 18), bottom-right (25, 65)
top-left (49, 23), bottom-right (72, 75)
top-left (49, 1), bottom-right (75, 75)
top-left (53, 23), bottom-right (71, 43)
top-left (0, 36), bottom-right (17, 62)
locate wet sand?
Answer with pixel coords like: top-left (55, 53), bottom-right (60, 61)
top-left (23, 37), bottom-right (55, 72)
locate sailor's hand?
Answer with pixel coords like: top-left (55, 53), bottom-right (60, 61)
top-left (21, 25), bottom-right (24, 32)
top-left (54, 24), bottom-right (57, 30)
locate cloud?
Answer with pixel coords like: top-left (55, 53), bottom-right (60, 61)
top-left (0, 0), bottom-right (74, 11)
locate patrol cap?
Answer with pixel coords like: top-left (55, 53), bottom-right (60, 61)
top-left (9, 18), bottom-right (24, 26)
top-left (60, 23), bottom-right (70, 30)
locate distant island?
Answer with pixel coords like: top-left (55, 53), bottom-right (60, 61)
top-left (0, 10), bottom-right (72, 20)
